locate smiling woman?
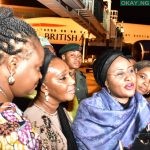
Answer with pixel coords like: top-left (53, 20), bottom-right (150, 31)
top-left (134, 60), bottom-right (150, 98)
top-left (24, 48), bottom-right (78, 150)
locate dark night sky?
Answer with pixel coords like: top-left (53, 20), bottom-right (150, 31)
top-left (111, 0), bottom-right (150, 25)
top-left (2, 0), bottom-right (150, 25)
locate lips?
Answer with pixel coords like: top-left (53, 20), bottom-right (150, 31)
top-left (125, 83), bottom-right (135, 90)
top-left (68, 86), bottom-right (75, 94)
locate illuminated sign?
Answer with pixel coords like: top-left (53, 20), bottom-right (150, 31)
top-left (24, 17), bottom-right (95, 44)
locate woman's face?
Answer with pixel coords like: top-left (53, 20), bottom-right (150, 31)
top-left (11, 37), bottom-right (44, 96)
top-left (136, 67), bottom-right (150, 95)
top-left (105, 56), bottom-right (136, 99)
top-left (44, 58), bottom-right (75, 103)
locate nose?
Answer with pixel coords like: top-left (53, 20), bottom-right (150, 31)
top-left (144, 79), bottom-right (150, 86)
top-left (144, 79), bottom-right (150, 91)
top-left (69, 75), bottom-right (75, 85)
top-left (39, 72), bottom-right (43, 80)
top-left (125, 72), bottom-right (132, 81)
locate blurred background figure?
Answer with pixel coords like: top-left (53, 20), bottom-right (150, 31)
top-left (39, 36), bottom-right (56, 55)
top-left (59, 43), bottom-right (88, 120)
top-left (0, 7), bottom-right (44, 149)
top-left (134, 60), bottom-right (150, 101)
top-left (24, 48), bottom-right (78, 150)
top-left (72, 49), bottom-right (150, 150)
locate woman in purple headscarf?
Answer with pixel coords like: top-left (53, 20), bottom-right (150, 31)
top-left (72, 49), bottom-right (150, 150)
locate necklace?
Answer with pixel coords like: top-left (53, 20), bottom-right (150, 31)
top-left (34, 104), bottom-right (58, 116)
top-left (0, 87), bottom-right (7, 99)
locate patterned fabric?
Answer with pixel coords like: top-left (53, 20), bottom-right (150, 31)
top-left (24, 105), bottom-right (67, 150)
top-left (72, 88), bottom-right (150, 150)
top-left (0, 102), bottom-right (41, 150)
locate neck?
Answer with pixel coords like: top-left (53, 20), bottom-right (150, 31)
top-left (70, 68), bottom-right (76, 73)
top-left (35, 96), bottom-right (59, 114)
top-left (0, 87), bottom-right (12, 103)
top-left (111, 94), bottom-right (129, 104)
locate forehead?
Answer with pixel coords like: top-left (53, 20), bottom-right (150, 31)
top-left (138, 67), bottom-right (150, 73)
top-left (108, 56), bottom-right (130, 72)
top-left (25, 37), bottom-right (44, 62)
top-left (66, 50), bottom-right (81, 55)
top-left (48, 58), bottom-right (69, 71)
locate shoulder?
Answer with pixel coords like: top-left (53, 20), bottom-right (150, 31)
top-left (24, 105), bottom-right (38, 116)
top-left (0, 102), bottom-right (22, 116)
top-left (79, 92), bottom-right (102, 108)
top-left (76, 70), bottom-right (86, 78)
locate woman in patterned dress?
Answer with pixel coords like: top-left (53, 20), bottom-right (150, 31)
top-left (0, 7), bottom-right (44, 149)
top-left (24, 48), bottom-right (78, 150)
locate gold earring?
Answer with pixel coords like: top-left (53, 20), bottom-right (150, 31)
top-left (8, 73), bottom-right (15, 85)
top-left (45, 91), bottom-right (49, 102)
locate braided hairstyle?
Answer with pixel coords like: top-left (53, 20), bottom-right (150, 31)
top-left (0, 7), bottom-right (37, 55)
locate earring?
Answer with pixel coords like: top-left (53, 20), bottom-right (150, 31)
top-left (8, 73), bottom-right (15, 85)
top-left (44, 91), bottom-right (49, 102)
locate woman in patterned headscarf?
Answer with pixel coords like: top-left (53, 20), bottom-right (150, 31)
top-left (72, 49), bottom-right (150, 150)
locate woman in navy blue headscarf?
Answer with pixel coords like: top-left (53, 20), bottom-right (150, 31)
top-left (72, 49), bottom-right (150, 150)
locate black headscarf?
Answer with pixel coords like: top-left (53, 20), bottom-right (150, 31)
top-left (93, 49), bottom-right (125, 87)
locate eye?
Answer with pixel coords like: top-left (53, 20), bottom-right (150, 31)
top-left (70, 54), bottom-right (74, 57)
top-left (60, 76), bottom-right (66, 80)
top-left (116, 72), bottom-right (124, 78)
top-left (129, 68), bottom-right (135, 74)
top-left (140, 74), bottom-right (146, 79)
top-left (77, 55), bottom-right (82, 59)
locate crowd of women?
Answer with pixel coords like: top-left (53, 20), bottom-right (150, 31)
top-left (0, 6), bottom-right (150, 150)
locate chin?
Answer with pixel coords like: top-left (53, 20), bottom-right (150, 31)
top-left (127, 91), bottom-right (135, 97)
top-left (66, 97), bottom-right (74, 102)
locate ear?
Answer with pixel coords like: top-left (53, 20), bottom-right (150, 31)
top-left (105, 80), bottom-right (108, 88)
top-left (61, 54), bottom-right (66, 60)
top-left (41, 83), bottom-right (48, 93)
top-left (7, 56), bottom-right (18, 75)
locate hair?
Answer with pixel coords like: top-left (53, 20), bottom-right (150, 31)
top-left (0, 7), bottom-right (37, 55)
top-left (134, 60), bottom-right (150, 71)
top-left (126, 55), bottom-right (136, 61)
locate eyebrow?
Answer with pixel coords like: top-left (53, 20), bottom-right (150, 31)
top-left (111, 66), bottom-right (134, 72)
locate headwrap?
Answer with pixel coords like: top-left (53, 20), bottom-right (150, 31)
top-left (93, 49), bottom-right (125, 87)
top-left (38, 36), bottom-right (53, 47)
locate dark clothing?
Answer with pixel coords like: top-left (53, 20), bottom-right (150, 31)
top-left (58, 104), bottom-right (78, 150)
top-left (75, 70), bottom-right (88, 102)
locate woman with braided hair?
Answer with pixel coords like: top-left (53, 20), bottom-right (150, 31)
top-left (0, 7), bottom-right (44, 149)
